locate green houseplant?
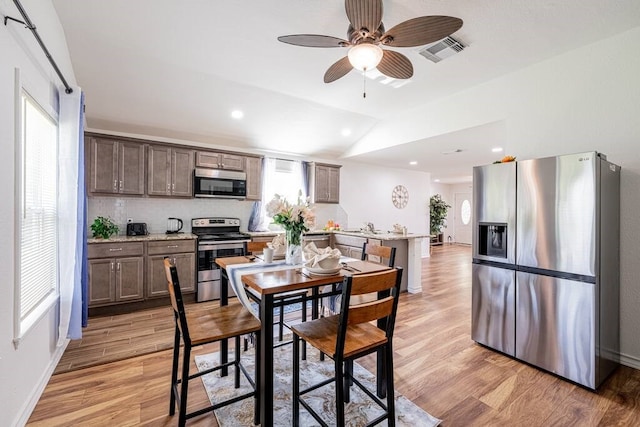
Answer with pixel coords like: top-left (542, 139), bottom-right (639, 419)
top-left (90, 216), bottom-right (119, 239)
top-left (430, 194), bottom-right (451, 241)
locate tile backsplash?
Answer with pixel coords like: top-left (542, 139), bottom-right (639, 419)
top-left (88, 197), bottom-right (349, 235)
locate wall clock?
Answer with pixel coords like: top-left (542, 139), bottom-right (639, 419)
top-left (392, 185), bottom-right (409, 209)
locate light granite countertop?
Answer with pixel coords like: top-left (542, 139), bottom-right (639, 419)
top-left (88, 233), bottom-right (197, 244)
top-left (245, 230), bottom-right (428, 241)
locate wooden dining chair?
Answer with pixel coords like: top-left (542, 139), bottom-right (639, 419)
top-left (361, 242), bottom-right (396, 268)
top-left (291, 267), bottom-right (403, 427)
top-left (244, 240), bottom-right (309, 342)
top-left (164, 258), bottom-right (261, 426)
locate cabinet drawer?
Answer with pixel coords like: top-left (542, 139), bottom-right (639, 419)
top-left (88, 242), bottom-right (144, 259)
top-left (333, 234), bottom-right (366, 248)
top-left (147, 239), bottom-right (196, 255)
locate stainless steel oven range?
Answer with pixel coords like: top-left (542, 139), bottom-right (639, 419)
top-left (192, 217), bottom-right (250, 302)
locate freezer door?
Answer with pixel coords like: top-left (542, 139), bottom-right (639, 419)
top-left (473, 162), bottom-right (516, 264)
top-left (472, 264), bottom-right (515, 356)
top-left (515, 271), bottom-right (595, 388)
top-left (516, 152), bottom-right (596, 276)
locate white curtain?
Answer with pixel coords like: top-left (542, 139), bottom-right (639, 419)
top-left (57, 86), bottom-right (84, 345)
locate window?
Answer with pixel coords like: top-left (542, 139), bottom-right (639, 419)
top-left (461, 199), bottom-right (471, 225)
top-left (15, 91), bottom-right (59, 342)
top-left (260, 158), bottom-right (306, 228)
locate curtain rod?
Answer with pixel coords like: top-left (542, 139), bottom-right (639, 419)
top-left (4, 0), bottom-right (73, 94)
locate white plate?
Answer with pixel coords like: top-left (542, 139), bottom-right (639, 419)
top-left (303, 266), bottom-right (341, 275)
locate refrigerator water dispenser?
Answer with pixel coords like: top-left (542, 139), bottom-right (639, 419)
top-left (478, 223), bottom-right (508, 258)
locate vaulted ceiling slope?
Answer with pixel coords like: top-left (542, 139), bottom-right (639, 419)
top-left (52, 0), bottom-right (640, 181)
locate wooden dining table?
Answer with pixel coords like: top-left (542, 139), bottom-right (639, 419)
top-left (215, 256), bottom-right (392, 427)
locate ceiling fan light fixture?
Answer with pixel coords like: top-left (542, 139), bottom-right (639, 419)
top-left (348, 43), bottom-right (383, 71)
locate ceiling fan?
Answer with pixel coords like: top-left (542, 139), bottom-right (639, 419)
top-left (278, 0), bottom-right (463, 84)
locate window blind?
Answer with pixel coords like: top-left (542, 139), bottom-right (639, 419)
top-left (19, 94), bottom-right (58, 320)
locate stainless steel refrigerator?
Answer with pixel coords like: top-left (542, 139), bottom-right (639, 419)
top-left (472, 152), bottom-right (620, 389)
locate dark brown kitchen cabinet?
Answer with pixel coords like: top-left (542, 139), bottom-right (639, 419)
top-left (309, 163), bottom-right (341, 203)
top-left (195, 151), bottom-right (245, 171)
top-left (245, 155), bottom-right (263, 200)
top-left (88, 242), bottom-right (144, 307)
top-left (146, 240), bottom-right (196, 298)
top-left (88, 137), bottom-right (145, 195)
top-left (147, 145), bottom-right (194, 197)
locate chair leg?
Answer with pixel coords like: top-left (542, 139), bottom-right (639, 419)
top-left (279, 305), bottom-right (285, 341)
top-left (385, 344), bottom-right (396, 427)
top-left (292, 334), bottom-right (300, 426)
top-left (234, 336), bottom-right (241, 388)
top-left (254, 331), bottom-right (261, 426)
top-left (344, 360), bottom-right (352, 403)
top-left (335, 357), bottom-right (345, 427)
top-left (301, 301), bottom-right (307, 360)
top-left (169, 325), bottom-right (180, 416)
top-left (179, 344), bottom-right (191, 427)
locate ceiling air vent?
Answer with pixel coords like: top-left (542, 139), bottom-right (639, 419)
top-left (418, 36), bottom-right (465, 63)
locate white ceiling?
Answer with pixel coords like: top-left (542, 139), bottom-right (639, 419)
top-left (51, 0), bottom-right (640, 182)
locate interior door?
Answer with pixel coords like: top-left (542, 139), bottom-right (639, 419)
top-left (454, 192), bottom-right (472, 244)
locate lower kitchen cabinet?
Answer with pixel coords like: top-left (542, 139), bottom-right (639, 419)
top-left (332, 234), bottom-right (366, 259)
top-left (146, 240), bottom-right (196, 298)
top-left (88, 242), bottom-right (145, 307)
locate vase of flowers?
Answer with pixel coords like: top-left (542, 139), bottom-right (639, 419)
top-left (266, 191), bottom-right (315, 265)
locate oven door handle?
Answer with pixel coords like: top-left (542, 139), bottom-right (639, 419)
top-left (198, 240), bottom-right (250, 251)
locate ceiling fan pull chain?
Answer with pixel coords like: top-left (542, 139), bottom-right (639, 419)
top-left (363, 69), bottom-right (367, 98)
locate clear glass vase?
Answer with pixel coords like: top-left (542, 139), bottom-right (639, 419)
top-left (285, 228), bottom-right (303, 265)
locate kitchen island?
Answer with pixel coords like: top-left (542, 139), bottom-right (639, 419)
top-left (246, 229), bottom-right (427, 293)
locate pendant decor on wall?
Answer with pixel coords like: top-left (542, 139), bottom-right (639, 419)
top-left (392, 185), bottom-right (409, 209)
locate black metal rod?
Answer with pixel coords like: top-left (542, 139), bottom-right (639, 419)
top-left (6, 0), bottom-right (73, 94)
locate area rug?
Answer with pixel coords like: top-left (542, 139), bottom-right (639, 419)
top-left (195, 343), bottom-right (441, 426)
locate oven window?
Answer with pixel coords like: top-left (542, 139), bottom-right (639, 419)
top-left (198, 246), bottom-right (245, 271)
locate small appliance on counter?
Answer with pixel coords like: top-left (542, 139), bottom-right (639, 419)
top-left (167, 217), bottom-right (183, 234)
top-left (126, 222), bottom-right (148, 236)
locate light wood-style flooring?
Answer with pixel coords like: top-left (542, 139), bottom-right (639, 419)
top-left (28, 245), bottom-right (640, 426)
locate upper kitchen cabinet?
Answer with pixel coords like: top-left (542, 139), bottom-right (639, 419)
top-left (309, 162), bottom-right (341, 204)
top-left (87, 136), bottom-right (145, 195)
top-left (245, 155), bottom-right (263, 200)
top-left (196, 150), bottom-right (245, 171)
top-left (148, 144), bottom-right (194, 197)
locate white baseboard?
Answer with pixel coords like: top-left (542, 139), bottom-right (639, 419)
top-left (13, 339), bottom-right (69, 427)
top-left (620, 352), bottom-right (640, 370)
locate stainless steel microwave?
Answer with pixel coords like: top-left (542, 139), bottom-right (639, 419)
top-left (193, 168), bottom-right (247, 199)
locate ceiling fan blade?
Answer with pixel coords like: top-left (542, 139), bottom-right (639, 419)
top-left (345, 0), bottom-right (383, 34)
top-left (324, 56), bottom-right (353, 83)
top-left (382, 16), bottom-right (463, 47)
top-left (278, 34), bottom-right (350, 48)
top-left (377, 50), bottom-right (413, 79)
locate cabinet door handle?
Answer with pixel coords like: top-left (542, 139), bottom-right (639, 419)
top-left (167, 244), bottom-right (179, 248)
top-left (116, 262), bottom-right (120, 271)
top-left (109, 248), bottom-right (123, 252)
top-left (119, 180), bottom-right (123, 191)
top-left (111, 261), bottom-right (114, 271)
top-left (172, 183), bottom-right (175, 191)
top-left (113, 179), bottom-right (118, 191)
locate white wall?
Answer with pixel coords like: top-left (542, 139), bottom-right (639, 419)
top-left (351, 27), bottom-right (640, 367)
top-left (0, 1), bottom-right (77, 425)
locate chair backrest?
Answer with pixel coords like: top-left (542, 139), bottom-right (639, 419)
top-left (361, 243), bottom-right (396, 267)
top-left (164, 257), bottom-right (191, 345)
top-left (336, 267), bottom-right (403, 355)
top-left (246, 241), bottom-right (269, 254)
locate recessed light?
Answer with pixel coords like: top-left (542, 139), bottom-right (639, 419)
top-left (409, 161), bottom-right (418, 165)
top-left (492, 147), bottom-right (503, 153)
top-left (231, 110), bottom-right (244, 119)
top-left (434, 179), bottom-right (441, 182)
top-left (341, 128), bottom-right (352, 137)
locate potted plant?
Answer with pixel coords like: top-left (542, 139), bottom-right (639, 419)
top-left (90, 216), bottom-right (119, 239)
top-left (430, 194), bottom-right (451, 243)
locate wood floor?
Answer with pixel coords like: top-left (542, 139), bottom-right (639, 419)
top-left (28, 245), bottom-right (640, 426)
